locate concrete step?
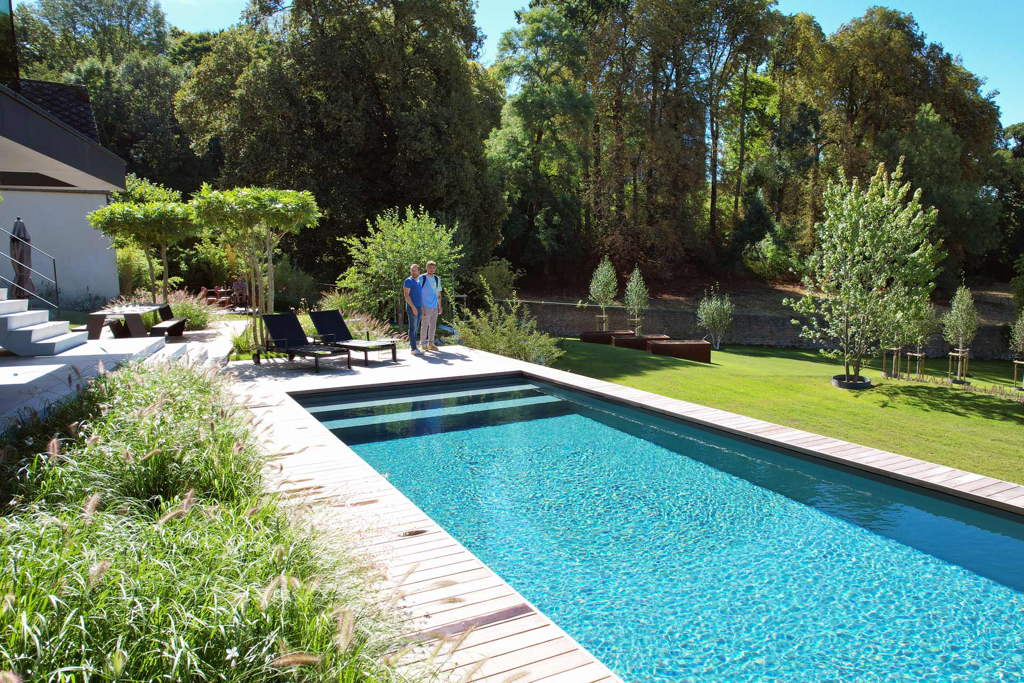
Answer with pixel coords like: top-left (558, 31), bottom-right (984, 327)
top-left (29, 331), bottom-right (89, 356)
top-left (0, 309), bottom-right (49, 333)
top-left (6, 320), bottom-right (70, 344)
top-left (0, 299), bottom-right (30, 315)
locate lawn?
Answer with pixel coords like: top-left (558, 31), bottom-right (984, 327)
top-left (554, 341), bottom-right (1024, 484)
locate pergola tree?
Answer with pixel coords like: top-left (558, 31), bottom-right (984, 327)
top-left (587, 256), bottom-right (618, 331)
top-left (787, 161), bottom-right (943, 384)
top-left (191, 186), bottom-right (321, 348)
top-left (624, 267), bottom-right (650, 336)
top-left (88, 186), bottom-right (195, 303)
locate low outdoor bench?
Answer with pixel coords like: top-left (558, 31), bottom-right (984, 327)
top-left (149, 305), bottom-right (186, 338)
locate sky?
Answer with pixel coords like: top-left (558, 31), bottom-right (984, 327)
top-left (19, 0), bottom-right (1022, 125)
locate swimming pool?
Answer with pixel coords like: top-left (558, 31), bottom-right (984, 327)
top-left (297, 376), bottom-right (1024, 682)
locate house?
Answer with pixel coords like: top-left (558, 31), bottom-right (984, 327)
top-left (0, 0), bottom-right (125, 310)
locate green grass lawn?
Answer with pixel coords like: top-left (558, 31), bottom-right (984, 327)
top-left (554, 341), bottom-right (1024, 484)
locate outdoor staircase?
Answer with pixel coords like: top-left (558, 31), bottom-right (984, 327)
top-left (0, 288), bottom-right (87, 356)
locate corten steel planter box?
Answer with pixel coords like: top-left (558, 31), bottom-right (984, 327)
top-left (648, 339), bottom-right (712, 363)
top-left (580, 330), bottom-right (634, 344)
top-left (612, 334), bottom-right (670, 351)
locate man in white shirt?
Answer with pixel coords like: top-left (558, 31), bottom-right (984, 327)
top-left (418, 261), bottom-right (443, 352)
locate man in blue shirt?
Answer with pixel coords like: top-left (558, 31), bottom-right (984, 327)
top-left (403, 263), bottom-right (424, 355)
top-left (418, 260), bottom-right (443, 351)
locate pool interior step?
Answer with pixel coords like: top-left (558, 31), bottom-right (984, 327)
top-left (306, 381), bottom-right (575, 445)
top-left (0, 297), bottom-right (87, 356)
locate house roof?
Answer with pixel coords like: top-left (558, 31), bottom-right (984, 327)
top-left (16, 79), bottom-right (100, 143)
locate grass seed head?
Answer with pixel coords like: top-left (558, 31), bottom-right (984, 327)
top-left (259, 574), bottom-right (282, 610)
top-left (269, 653), bottom-right (321, 668)
top-left (0, 671), bottom-right (23, 683)
top-left (47, 438), bottom-right (60, 463)
top-left (82, 493), bottom-right (101, 520)
top-left (335, 608), bottom-right (355, 651)
top-left (88, 560), bottom-right (111, 587)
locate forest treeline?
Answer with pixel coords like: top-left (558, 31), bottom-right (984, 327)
top-left (15, 0), bottom-right (1024, 289)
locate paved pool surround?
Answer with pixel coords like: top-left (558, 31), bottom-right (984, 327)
top-left (232, 346), bottom-right (1023, 682)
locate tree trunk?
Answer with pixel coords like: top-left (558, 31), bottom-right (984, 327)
top-left (265, 228), bottom-right (275, 315)
top-left (613, 88), bottom-right (626, 236)
top-left (733, 58), bottom-right (750, 231)
top-left (592, 112), bottom-right (604, 234)
top-left (144, 247), bottom-right (157, 304)
top-left (160, 242), bottom-right (169, 303)
top-left (709, 110), bottom-right (719, 246)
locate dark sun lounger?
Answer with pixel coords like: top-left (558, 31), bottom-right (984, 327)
top-left (309, 310), bottom-right (399, 366)
top-left (258, 313), bottom-right (350, 373)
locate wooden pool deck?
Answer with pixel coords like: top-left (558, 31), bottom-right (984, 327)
top-left (232, 344), bottom-right (1023, 682)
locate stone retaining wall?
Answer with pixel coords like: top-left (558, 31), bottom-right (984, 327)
top-left (515, 300), bottom-right (1015, 360)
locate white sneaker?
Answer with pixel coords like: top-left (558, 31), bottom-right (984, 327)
top-left (412, 349), bottom-right (423, 355)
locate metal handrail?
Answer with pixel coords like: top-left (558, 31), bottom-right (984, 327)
top-left (2, 225), bottom-right (60, 318)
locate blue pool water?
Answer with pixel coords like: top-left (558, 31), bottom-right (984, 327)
top-left (298, 378), bottom-right (1024, 682)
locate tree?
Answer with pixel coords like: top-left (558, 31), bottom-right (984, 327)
top-left (14, 0), bottom-right (167, 76)
top-left (177, 0), bottom-right (506, 280)
top-left (624, 266), bottom-right (650, 336)
top-left (697, 283), bottom-right (733, 350)
top-left (942, 285), bottom-right (979, 352)
top-left (1010, 311), bottom-right (1024, 359)
top-left (586, 255), bottom-right (618, 331)
top-left (787, 162), bottom-right (943, 383)
top-left (339, 207), bottom-right (463, 325)
top-left (88, 176), bottom-right (195, 303)
top-left (191, 186), bottom-right (321, 348)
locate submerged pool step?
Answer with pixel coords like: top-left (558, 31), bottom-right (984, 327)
top-left (321, 394), bottom-right (563, 431)
top-left (330, 397), bottom-right (575, 445)
top-left (304, 383), bottom-right (539, 415)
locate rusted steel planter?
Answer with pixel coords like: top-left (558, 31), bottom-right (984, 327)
top-left (612, 334), bottom-right (670, 351)
top-left (648, 339), bottom-right (712, 363)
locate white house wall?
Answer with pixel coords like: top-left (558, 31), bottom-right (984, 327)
top-left (0, 188), bottom-right (118, 309)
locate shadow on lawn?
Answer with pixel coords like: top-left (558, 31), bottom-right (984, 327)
top-left (867, 382), bottom-right (1024, 425)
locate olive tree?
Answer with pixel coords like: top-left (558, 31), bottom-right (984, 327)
top-left (697, 283), bottom-right (733, 350)
top-left (787, 161), bottom-right (943, 383)
top-left (587, 256), bottom-right (618, 331)
top-left (624, 266), bottom-right (650, 336)
top-left (88, 199), bottom-right (195, 303)
top-left (192, 186), bottom-right (321, 348)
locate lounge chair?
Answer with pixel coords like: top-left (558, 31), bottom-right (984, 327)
top-left (308, 310), bottom-right (398, 366)
top-left (258, 313), bottom-right (351, 373)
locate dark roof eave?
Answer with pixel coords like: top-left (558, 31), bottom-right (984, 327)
top-left (0, 82), bottom-right (126, 190)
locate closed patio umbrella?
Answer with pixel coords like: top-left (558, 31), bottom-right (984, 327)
top-left (10, 217), bottom-right (36, 299)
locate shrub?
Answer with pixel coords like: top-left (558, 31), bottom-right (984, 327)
top-left (115, 240), bottom-right (153, 295)
top-left (316, 288), bottom-right (356, 312)
top-left (1011, 255), bottom-right (1024, 311)
top-left (231, 322), bottom-right (257, 357)
top-left (474, 258), bottom-right (522, 302)
top-left (0, 361), bottom-right (409, 681)
top-left (178, 232), bottom-right (233, 290)
top-left (1011, 311), bottom-right (1024, 358)
top-left (697, 283), bottom-right (734, 350)
top-left (274, 255), bottom-right (319, 312)
top-left (457, 292), bottom-right (563, 366)
top-left (743, 232), bottom-right (802, 282)
top-left (340, 206), bottom-right (463, 322)
top-left (942, 285), bottom-right (979, 350)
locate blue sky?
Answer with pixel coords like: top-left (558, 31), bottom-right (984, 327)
top-left (19, 0), bottom-right (1021, 125)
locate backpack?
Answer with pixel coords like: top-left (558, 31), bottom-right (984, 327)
top-left (419, 274), bottom-right (440, 289)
